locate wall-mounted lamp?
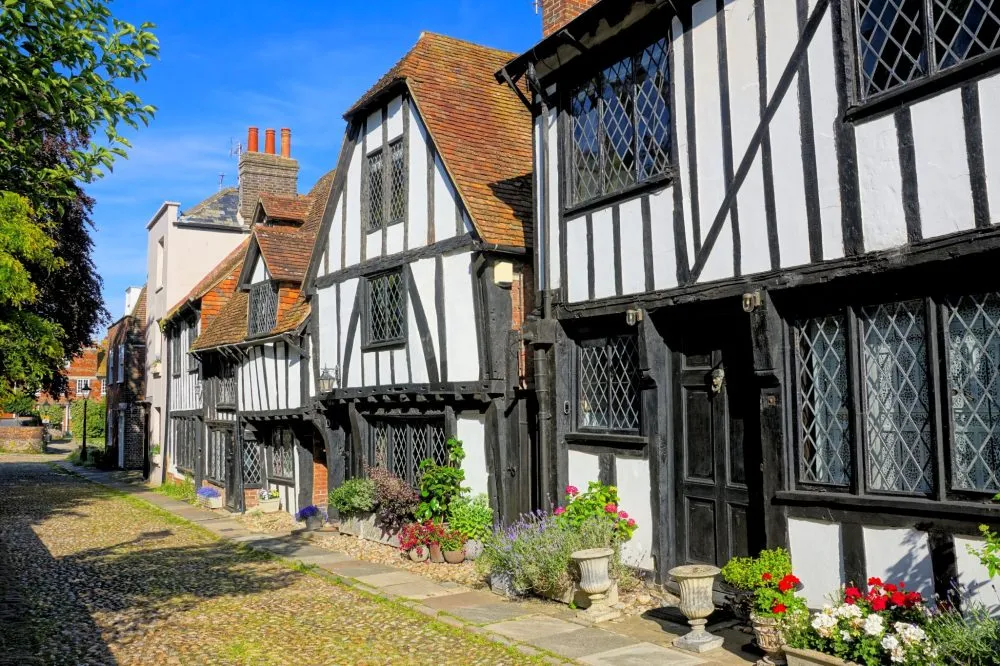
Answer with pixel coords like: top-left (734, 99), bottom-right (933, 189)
top-left (626, 308), bottom-right (644, 326)
top-left (318, 366), bottom-right (339, 394)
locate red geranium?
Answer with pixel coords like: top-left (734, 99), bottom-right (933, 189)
top-left (890, 591), bottom-right (906, 606)
top-left (762, 572), bottom-right (773, 582)
top-left (778, 574), bottom-right (800, 593)
top-left (870, 595), bottom-right (888, 611)
top-left (884, 583), bottom-right (898, 593)
top-left (604, 503), bottom-right (618, 514)
top-left (772, 603), bottom-right (787, 614)
top-left (844, 586), bottom-right (862, 604)
top-left (868, 576), bottom-right (883, 588)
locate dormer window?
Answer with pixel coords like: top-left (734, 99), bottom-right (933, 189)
top-left (248, 281), bottom-right (278, 337)
top-left (365, 137), bottom-right (406, 232)
top-left (567, 35), bottom-right (671, 207)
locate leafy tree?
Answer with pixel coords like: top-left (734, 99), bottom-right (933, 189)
top-left (69, 396), bottom-right (105, 441)
top-left (0, 0), bottom-right (157, 399)
top-left (0, 389), bottom-right (38, 416)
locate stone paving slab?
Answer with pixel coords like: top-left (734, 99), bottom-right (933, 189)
top-left (486, 615), bottom-right (581, 642)
top-left (528, 626), bottom-right (641, 660)
top-left (444, 601), bottom-right (538, 625)
top-left (320, 559), bottom-right (401, 577)
top-left (420, 590), bottom-right (501, 611)
top-left (578, 642), bottom-right (706, 665)
top-left (355, 570), bottom-right (429, 588)
top-left (381, 579), bottom-right (458, 600)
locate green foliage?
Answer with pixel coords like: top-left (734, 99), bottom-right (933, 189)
top-left (926, 604), bottom-right (1000, 666)
top-left (154, 476), bottom-right (197, 504)
top-left (67, 439), bottom-right (111, 469)
top-left (328, 478), bottom-right (376, 515)
top-left (0, 193), bottom-right (61, 307)
top-left (367, 465), bottom-right (418, 531)
top-left (415, 438), bottom-right (467, 521)
top-left (968, 493), bottom-right (1000, 578)
top-left (720, 547), bottom-right (793, 591)
top-left (0, 390), bottom-right (37, 415)
top-left (448, 493), bottom-right (493, 541)
top-left (555, 481), bottom-right (637, 541)
top-left (36, 402), bottom-right (63, 425)
top-left (438, 529), bottom-right (466, 552)
top-left (69, 397), bottom-right (104, 440)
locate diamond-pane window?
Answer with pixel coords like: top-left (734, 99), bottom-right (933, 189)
top-left (946, 292), bottom-right (1000, 492)
top-left (860, 301), bottom-right (933, 494)
top-left (568, 36), bottom-right (671, 206)
top-left (243, 434), bottom-right (262, 486)
top-left (933, 0), bottom-right (1000, 69)
top-left (855, 0), bottom-right (927, 98)
top-left (268, 427), bottom-right (295, 480)
top-left (206, 427), bottom-right (229, 484)
top-left (796, 316), bottom-right (852, 485)
top-left (366, 149), bottom-right (384, 232)
top-left (389, 140), bottom-right (406, 224)
top-left (366, 419), bottom-right (446, 486)
top-left (578, 335), bottom-right (641, 433)
top-left (366, 270), bottom-right (406, 346)
top-left (248, 281), bottom-right (278, 337)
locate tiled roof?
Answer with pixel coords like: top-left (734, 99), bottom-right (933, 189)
top-left (255, 226), bottom-right (315, 282)
top-left (163, 238), bottom-right (251, 323)
top-left (178, 187), bottom-right (241, 227)
top-left (131, 285), bottom-right (147, 329)
top-left (346, 32), bottom-right (532, 248)
top-left (191, 290), bottom-right (248, 351)
top-left (258, 193), bottom-right (312, 222)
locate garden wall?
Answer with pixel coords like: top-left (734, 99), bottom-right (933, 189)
top-left (0, 426), bottom-right (45, 454)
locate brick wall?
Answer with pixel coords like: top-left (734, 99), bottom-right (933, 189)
top-left (313, 452), bottom-right (328, 508)
top-left (238, 152), bottom-right (298, 223)
top-left (540, 0), bottom-right (598, 37)
top-left (0, 426), bottom-right (44, 453)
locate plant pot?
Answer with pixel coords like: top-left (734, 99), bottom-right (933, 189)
top-left (257, 498), bottom-right (280, 513)
top-left (199, 495), bottom-right (223, 509)
top-left (571, 548), bottom-right (619, 623)
top-left (752, 614), bottom-right (787, 664)
top-left (443, 549), bottom-right (465, 564)
top-left (784, 647), bottom-right (848, 666)
top-left (489, 572), bottom-right (520, 599)
top-left (428, 542), bottom-right (444, 563)
top-left (668, 564), bottom-right (723, 653)
top-left (408, 546), bottom-right (429, 562)
top-left (464, 538), bottom-right (483, 560)
top-left (303, 515), bottom-right (324, 531)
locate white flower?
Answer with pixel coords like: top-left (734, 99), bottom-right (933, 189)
top-left (893, 622), bottom-right (926, 644)
top-left (863, 613), bottom-right (885, 636)
top-left (840, 630), bottom-right (853, 642)
top-left (812, 612), bottom-right (837, 638)
top-left (833, 603), bottom-right (862, 619)
top-left (881, 635), bottom-right (907, 663)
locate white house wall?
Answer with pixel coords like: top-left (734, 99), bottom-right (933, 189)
top-left (168, 319), bottom-right (201, 412)
top-left (457, 415), bottom-right (488, 498)
top-left (238, 341), bottom-right (302, 413)
top-left (544, 1), bottom-right (1000, 305)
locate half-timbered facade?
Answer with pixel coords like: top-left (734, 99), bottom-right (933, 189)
top-left (501, 0), bottom-right (1000, 609)
top-left (305, 33), bottom-right (535, 523)
top-left (105, 286), bottom-right (147, 471)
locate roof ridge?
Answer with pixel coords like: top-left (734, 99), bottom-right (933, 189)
top-left (416, 31), bottom-right (518, 58)
top-left (181, 187), bottom-right (238, 217)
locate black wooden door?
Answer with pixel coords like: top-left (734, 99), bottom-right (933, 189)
top-left (673, 314), bottom-right (764, 567)
top-left (224, 429), bottom-right (241, 511)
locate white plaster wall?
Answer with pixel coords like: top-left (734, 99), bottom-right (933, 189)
top-left (953, 535), bottom-right (1000, 615)
top-left (618, 197), bottom-right (646, 296)
top-left (566, 216), bottom-right (588, 302)
top-left (567, 450), bottom-right (600, 499)
top-left (327, 195), bottom-right (343, 273)
top-left (366, 231), bottom-right (380, 259)
top-left (616, 458), bottom-right (654, 570)
top-left (672, 16), bottom-right (696, 264)
top-left (433, 154), bottom-right (459, 242)
top-left (545, 105), bottom-right (561, 290)
top-left (591, 208), bottom-right (615, 299)
top-left (386, 95), bottom-right (403, 140)
top-left (250, 254), bottom-right (269, 284)
top-left (649, 186), bottom-right (678, 290)
top-left (408, 109), bottom-right (430, 248)
top-left (863, 526), bottom-right (934, 601)
top-left (341, 279), bottom-right (361, 388)
top-left (344, 139), bottom-right (363, 267)
top-left (857, 115), bottom-right (907, 252)
top-left (788, 518), bottom-right (844, 608)
top-left (365, 107), bottom-right (381, 149)
top-left (442, 252), bottom-right (479, 381)
top-left (409, 257), bottom-right (438, 381)
top-left (458, 415), bottom-right (489, 499)
top-left (979, 73), bottom-right (1000, 225)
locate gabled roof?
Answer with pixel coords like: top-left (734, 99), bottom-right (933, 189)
top-left (178, 187), bottom-right (241, 227)
top-left (163, 238), bottom-right (251, 324)
top-left (346, 32), bottom-right (533, 248)
top-left (254, 226), bottom-right (315, 282)
top-left (257, 193), bottom-right (312, 223)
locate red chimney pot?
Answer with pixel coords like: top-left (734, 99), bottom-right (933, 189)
top-left (247, 127), bottom-right (259, 152)
top-left (264, 128), bottom-right (276, 155)
top-left (280, 128), bottom-right (291, 158)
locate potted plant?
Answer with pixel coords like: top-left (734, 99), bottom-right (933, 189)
top-left (721, 547), bottom-right (795, 624)
top-left (415, 437), bottom-right (467, 522)
top-left (783, 578), bottom-right (935, 665)
top-left (425, 521), bottom-right (446, 563)
top-left (748, 571), bottom-right (806, 663)
top-left (399, 521), bottom-right (434, 562)
top-left (440, 529), bottom-right (467, 564)
top-left (328, 477), bottom-right (376, 536)
top-left (256, 487), bottom-right (280, 513)
top-left (196, 486), bottom-right (223, 509)
top-left (368, 466), bottom-right (418, 545)
top-left (295, 504), bottom-right (326, 531)
top-left (448, 493), bottom-right (493, 560)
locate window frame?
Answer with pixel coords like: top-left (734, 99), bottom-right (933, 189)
top-left (789, 290), bottom-right (1000, 504)
top-left (266, 426), bottom-right (296, 482)
top-left (247, 280), bottom-right (278, 338)
top-left (559, 22), bottom-right (675, 214)
top-left (186, 321), bottom-right (199, 372)
top-left (573, 333), bottom-right (643, 437)
top-left (845, 0), bottom-right (1000, 117)
top-left (170, 330), bottom-right (181, 378)
top-left (365, 416), bottom-right (447, 487)
top-left (362, 268), bottom-right (408, 350)
top-left (172, 416), bottom-right (199, 475)
top-left (117, 344), bottom-right (125, 384)
top-left (205, 426), bottom-right (229, 485)
top-left (363, 137), bottom-right (407, 234)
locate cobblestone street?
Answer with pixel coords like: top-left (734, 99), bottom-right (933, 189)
top-left (0, 456), bottom-right (539, 665)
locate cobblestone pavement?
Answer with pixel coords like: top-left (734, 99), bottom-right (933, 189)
top-left (0, 459), bottom-right (541, 665)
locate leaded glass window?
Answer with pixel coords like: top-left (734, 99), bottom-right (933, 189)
top-left (366, 149), bottom-right (384, 232)
top-left (171, 331), bottom-right (181, 376)
top-left (206, 428), bottom-right (229, 483)
top-left (365, 270), bottom-right (406, 347)
top-left (366, 418), bottom-right (446, 486)
top-left (268, 427), bottom-right (295, 480)
top-left (243, 433), bottom-right (262, 487)
top-left (389, 139), bottom-right (406, 224)
top-left (186, 321), bottom-right (199, 371)
top-left (795, 316), bottom-right (851, 485)
top-left (568, 36), bottom-right (671, 206)
top-left (172, 417), bottom-right (198, 473)
top-left (248, 281), bottom-right (278, 337)
top-left (853, 0), bottom-right (1000, 101)
top-left (946, 292), bottom-right (1000, 492)
top-left (578, 335), bottom-right (641, 433)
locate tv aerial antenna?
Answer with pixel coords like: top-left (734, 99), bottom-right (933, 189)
top-left (219, 137), bottom-right (244, 190)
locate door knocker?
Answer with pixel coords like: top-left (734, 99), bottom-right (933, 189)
top-left (710, 367), bottom-right (725, 394)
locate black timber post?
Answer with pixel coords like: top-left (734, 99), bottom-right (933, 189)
top-left (295, 426), bottom-right (313, 513)
top-left (747, 289), bottom-right (788, 550)
top-left (311, 405), bottom-right (345, 519)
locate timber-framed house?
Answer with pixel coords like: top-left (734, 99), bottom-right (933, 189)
top-left (304, 33), bottom-right (536, 523)
top-left (500, 0), bottom-right (1000, 610)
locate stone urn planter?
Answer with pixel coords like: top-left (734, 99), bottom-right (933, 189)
top-left (428, 542), bottom-right (445, 563)
top-left (408, 545), bottom-right (429, 563)
top-left (256, 498), bottom-right (280, 513)
top-left (464, 538), bottom-right (483, 561)
top-left (669, 564), bottom-right (723, 653)
top-left (489, 572), bottom-right (520, 599)
top-left (752, 614), bottom-right (787, 665)
top-left (571, 548), bottom-right (620, 623)
top-left (302, 515), bottom-right (324, 531)
top-left (784, 647), bottom-right (848, 666)
top-left (443, 549), bottom-right (466, 564)
top-left (199, 495), bottom-right (223, 510)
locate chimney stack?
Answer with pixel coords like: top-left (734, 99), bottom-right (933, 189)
top-left (281, 128), bottom-right (291, 158)
top-left (238, 125), bottom-right (299, 224)
top-left (539, 0), bottom-right (598, 37)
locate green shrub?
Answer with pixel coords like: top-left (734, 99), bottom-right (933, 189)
top-left (448, 493), bottom-right (493, 541)
top-left (721, 547), bottom-right (793, 591)
top-left (1, 391), bottom-right (37, 416)
top-left (67, 440), bottom-right (110, 468)
top-left (367, 466), bottom-right (419, 531)
top-left (69, 397), bottom-right (105, 441)
top-left (328, 478), bottom-right (375, 515)
top-left (155, 476), bottom-right (196, 504)
top-left (927, 604), bottom-right (1000, 666)
top-left (415, 437), bottom-right (467, 521)
top-left (968, 493), bottom-right (1000, 578)
top-left (555, 481), bottom-right (637, 541)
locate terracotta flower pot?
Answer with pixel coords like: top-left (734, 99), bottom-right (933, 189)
top-left (428, 542), bottom-right (444, 563)
top-left (409, 546), bottom-right (429, 563)
top-left (443, 549), bottom-right (465, 564)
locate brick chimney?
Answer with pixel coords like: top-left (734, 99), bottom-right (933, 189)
top-left (540, 0), bottom-right (598, 37)
top-left (238, 126), bottom-right (298, 224)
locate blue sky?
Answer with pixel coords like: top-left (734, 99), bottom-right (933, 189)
top-left (89, 0), bottom-right (540, 321)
